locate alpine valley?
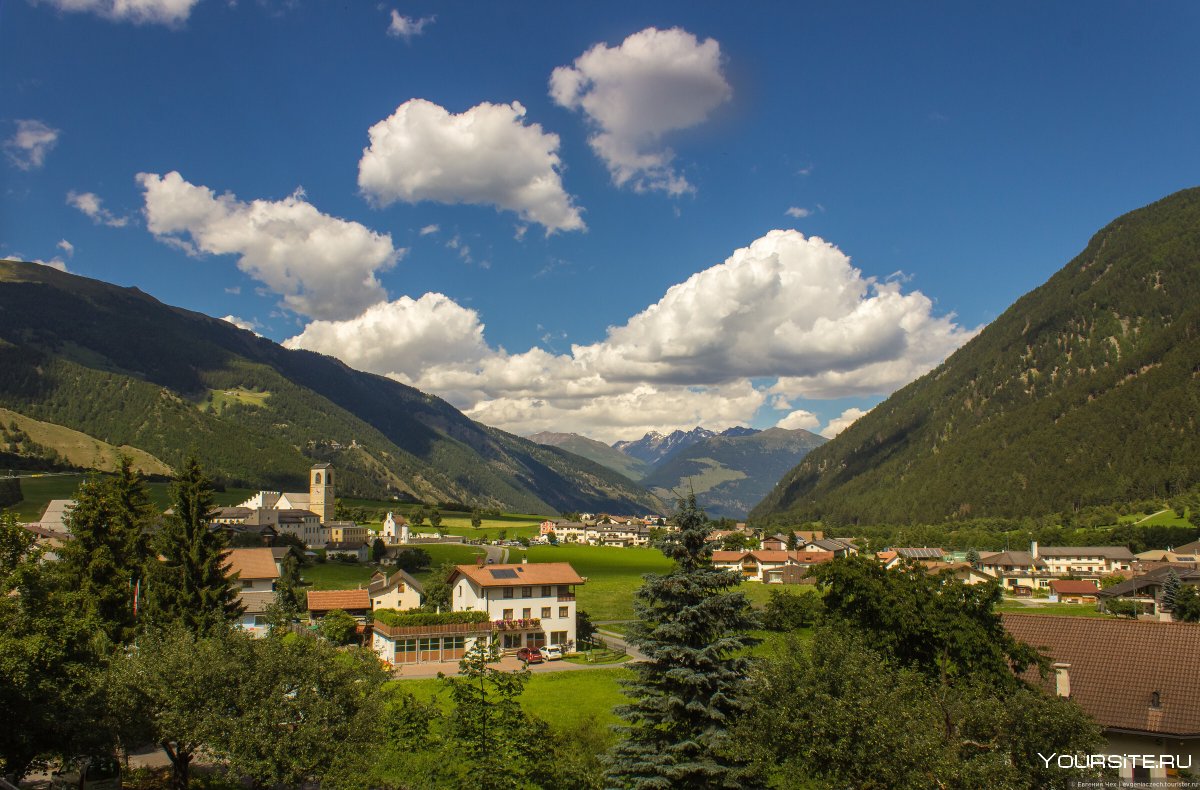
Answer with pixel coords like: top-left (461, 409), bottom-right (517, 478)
top-left (0, 260), bottom-right (666, 516)
top-left (753, 187), bottom-right (1200, 527)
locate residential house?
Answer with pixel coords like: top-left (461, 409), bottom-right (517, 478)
top-left (763, 565), bottom-right (817, 585)
top-left (808, 537), bottom-right (858, 557)
top-left (875, 551), bottom-right (901, 569)
top-left (1096, 565), bottom-right (1200, 617)
top-left (368, 569), bottom-right (423, 611)
top-left (976, 550), bottom-right (1051, 592)
top-left (760, 530), bottom-right (826, 551)
top-left (1004, 614), bottom-right (1200, 783)
top-left (1036, 544), bottom-right (1135, 577)
top-left (1048, 579), bottom-right (1101, 604)
top-left (892, 547), bottom-right (947, 562)
top-left (1136, 549), bottom-right (1199, 564)
top-left (224, 547), bottom-right (285, 635)
top-left (326, 541), bottom-right (370, 562)
top-left (713, 550), bottom-right (834, 581)
top-left (1171, 539), bottom-right (1200, 555)
top-left (307, 589), bottom-right (372, 622)
top-left (922, 561), bottom-right (997, 585)
top-left (448, 562), bottom-right (584, 650)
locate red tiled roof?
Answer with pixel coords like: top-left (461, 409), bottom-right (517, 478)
top-left (451, 562), bottom-right (584, 588)
top-left (1048, 579), bottom-right (1100, 595)
top-left (1003, 614), bottom-right (1200, 736)
top-left (306, 589), bottom-right (370, 611)
top-left (711, 551), bottom-right (746, 562)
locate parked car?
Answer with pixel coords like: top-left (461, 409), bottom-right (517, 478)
top-left (517, 647), bottom-right (544, 664)
top-left (541, 644), bottom-right (563, 660)
top-left (51, 756), bottom-right (121, 790)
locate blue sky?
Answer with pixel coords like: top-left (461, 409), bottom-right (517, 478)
top-left (3, 1), bottom-right (1199, 442)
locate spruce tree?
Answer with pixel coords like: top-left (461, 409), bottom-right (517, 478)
top-left (144, 457), bottom-right (242, 634)
top-left (606, 493), bottom-right (762, 789)
top-left (59, 459), bottom-right (154, 645)
top-left (1162, 568), bottom-right (1181, 611)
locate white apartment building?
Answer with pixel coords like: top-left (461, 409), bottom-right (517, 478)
top-left (1034, 543), bottom-right (1135, 577)
top-left (448, 562), bottom-right (585, 649)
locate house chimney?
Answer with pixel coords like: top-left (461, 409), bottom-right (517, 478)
top-left (1053, 662), bottom-right (1071, 698)
top-left (522, 556), bottom-right (528, 564)
top-left (1031, 541), bottom-right (1039, 560)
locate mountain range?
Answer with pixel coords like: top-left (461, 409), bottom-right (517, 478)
top-left (0, 260), bottom-right (665, 517)
top-left (753, 187), bottom-right (1200, 526)
top-left (533, 425), bottom-right (826, 518)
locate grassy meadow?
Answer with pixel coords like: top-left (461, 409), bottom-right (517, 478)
top-left (393, 666), bottom-right (631, 732)
top-left (5, 472), bottom-right (253, 521)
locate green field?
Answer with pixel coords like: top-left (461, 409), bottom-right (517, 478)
top-left (525, 544), bottom-right (672, 621)
top-left (302, 543), bottom-right (496, 591)
top-left (393, 666), bottom-right (631, 732)
top-left (202, 387), bottom-right (271, 413)
top-left (4, 472), bottom-right (253, 521)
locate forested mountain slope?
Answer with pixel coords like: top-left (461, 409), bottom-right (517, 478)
top-left (0, 261), bottom-right (664, 516)
top-left (753, 187), bottom-right (1200, 525)
top-left (527, 432), bottom-right (652, 481)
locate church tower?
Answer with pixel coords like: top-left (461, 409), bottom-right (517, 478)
top-left (310, 463), bottom-right (334, 523)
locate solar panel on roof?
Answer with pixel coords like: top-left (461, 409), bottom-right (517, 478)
top-left (489, 569), bottom-right (519, 579)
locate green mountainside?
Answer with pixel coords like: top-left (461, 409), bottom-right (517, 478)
top-left (753, 187), bottom-right (1200, 526)
top-left (641, 427), bottom-right (827, 519)
top-left (527, 431), bottom-right (652, 481)
top-left (0, 261), bottom-right (665, 516)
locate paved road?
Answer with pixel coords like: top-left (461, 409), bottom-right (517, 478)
top-left (595, 627), bottom-right (645, 661)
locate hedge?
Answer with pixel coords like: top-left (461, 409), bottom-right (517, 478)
top-left (374, 609), bottom-right (490, 627)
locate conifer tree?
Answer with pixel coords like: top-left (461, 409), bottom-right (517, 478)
top-left (606, 493), bottom-right (762, 789)
top-left (144, 457), bottom-right (242, 634)
top-left (59, 459), bottom-right (154, 645)
top-left (273, 549), bottom-right (305, 619)
top-left (1162, 568), bottom-right (1181, 610)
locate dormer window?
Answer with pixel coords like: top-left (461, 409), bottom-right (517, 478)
top-left (1150, 691), bottom-right (1162, 709)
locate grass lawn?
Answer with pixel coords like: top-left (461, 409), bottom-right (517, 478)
top-left (392, 666), bottom-right (631, 732)
top-left (525, 544), bottom-right (672, 621)
top-left (995, 601), bottom-right (1116, 618)
top-left (301, 560), bottom-right (379, 590)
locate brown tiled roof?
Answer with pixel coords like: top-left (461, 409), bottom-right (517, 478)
top-left (712, 551), bottom-right (747, 562)
top-left (451, 562), bottom-right (584, 587)
top-left (239, 590), bottom-right (276, 615)
top-left (980, 551), bottom-right (1047, 569)
top-left (306, 589), bottom-right (371, 612)
top-left (876, 551), bottom-right (898, 562)
top-left (1002, 614), bottom-right (1200, 737)
top-left (224, 548), bottom-right (279, 581)
top-left (1038, 546), bottom-right (1135, 560)
top-left (1048, 580), bottom-right (1100, 595)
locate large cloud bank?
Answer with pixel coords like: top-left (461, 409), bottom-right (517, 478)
top-left (287, 229), bottom-right (974, 441)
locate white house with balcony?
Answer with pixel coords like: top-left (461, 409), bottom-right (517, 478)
top-left (448, 562), bottom-right (584, 650)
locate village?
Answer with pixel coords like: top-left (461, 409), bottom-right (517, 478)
top-left (12, 461), bottom-right (1200, 787)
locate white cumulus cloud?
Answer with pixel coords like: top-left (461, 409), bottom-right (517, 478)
top-left (5, 120), bottom-right (59, 170)
top-left (138, 171), bottom-right (404, 321)
top-left (550, 26), bottom-right (731, 195)
top-left (286, 229), bottom-right (972, 442)
top-left (220, 315), bottom-right (260, 334)
top-left (38, 0), bottom-right (200, 25)
top-left (387, 11), bottom-right (433, 40)
top-left (57, 239), bottom-right (75, 257)
top-left (358, 99), bottom-right (585, 233)
top-left (418, 224), bottom-right (439, 236)
top-left (776, 409), bottom-right (819, 431)
top-left (67, 190), bottom-right (131, 227)
top-left (821, 407), bottom-right (869, 438)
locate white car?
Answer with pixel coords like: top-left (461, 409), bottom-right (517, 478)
top-left (541, 644), bottom-right (564, 660)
